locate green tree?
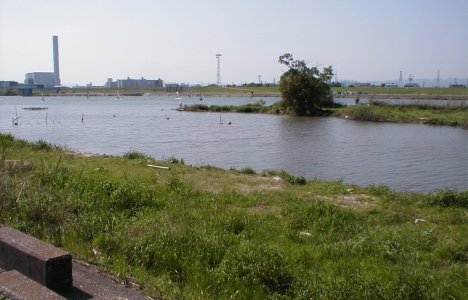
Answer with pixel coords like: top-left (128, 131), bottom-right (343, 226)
top-left (278, 53), bottom-right (334, 115)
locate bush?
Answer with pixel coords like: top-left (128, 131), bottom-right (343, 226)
top-left (422, 189), bottom-right (468, 208)
top-left (368, 184), bottom-right (397, 200)
top-left (33, 139), bottom-right (52, 150)
top-left (167, 155), bottom-right (185, 165)
top-left (286, 175), bottom-right (306, 185)
top-left (239, 167), bottom-right (256, 175)
top-left (123, 151), bottom-right (150, 160)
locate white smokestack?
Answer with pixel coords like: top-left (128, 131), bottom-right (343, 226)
top-left (53, 35), bottom-right (61, 86)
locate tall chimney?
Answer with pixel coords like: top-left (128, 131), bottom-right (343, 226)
top-left (53, 35), bottom-right (61, 86)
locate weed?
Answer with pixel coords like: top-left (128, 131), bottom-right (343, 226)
top-left (239, 167), bottom-right (256, 175)
top-left (123, 150), bottom-right (151, 160)
top-left (33, 139), bottom-right (53, 150)
top-left (287, 175), bottom-right (306, 185)
top-left (200, 164), bottom-right (224, 171)
top-left (261, 169), bottom-right (306, 185)
top-left (422, 189), bottom-right (468, 208)
top-left (167, 156), bottom-right (185, 165)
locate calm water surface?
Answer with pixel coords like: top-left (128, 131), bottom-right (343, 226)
top-left (1, 96), bottom-right (466, 192)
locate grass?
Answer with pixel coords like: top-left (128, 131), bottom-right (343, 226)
top-left (186, 100), bottom-right (467, 128)
top-left (17, 86), bottom-right (467, 98)
top-left (332, 103), bottom-right (468, 128)
top-left (1, 132), bottom-right (467, 299)
top-left (333, 86), bottom-right (468, 97)
top-left (185, 101), bottom-right (282, 114)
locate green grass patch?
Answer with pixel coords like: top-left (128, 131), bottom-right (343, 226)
top-left (332, 103), bottom-right (468, 128)
top-left (185, 101), bottom-right (281, 114)
top-left (332, 86), bottom-right (468, 96)
top-left (0, 132), bottom-right (467, 299)
top-left (123, 150), bottom-right (152, 160)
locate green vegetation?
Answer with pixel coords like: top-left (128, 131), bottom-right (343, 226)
top-left (332, 102), bottom-right (468, 128)
top-left (185, 100), bottom-right (283, 114)
top-left (123, 150), bottom-right (153, 160)
top-left (1, 133), bottom-right (467, 299)
top-left (4, 85), bottom-right (467, 98)
top-left (0, 88), bottom-right (18, 96)
top-left (278, 53), bottom-right (334, 115)
top-left (186, 98), bottom-right (466, 128)
top-left (333, 86), bottom-right (468, 97)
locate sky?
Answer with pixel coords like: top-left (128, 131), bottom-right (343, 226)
top-left (1, 0), bottom-right (467, 86)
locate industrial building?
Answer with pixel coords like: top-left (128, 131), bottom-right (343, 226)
top-left (106, 77), bottom-right (164, 89)
top-left (23, 35), bottom-right (61, 90)
top-left (0, 81), bottom-right (18, 89)
top-left (24, 72), bottom-right (55, 88)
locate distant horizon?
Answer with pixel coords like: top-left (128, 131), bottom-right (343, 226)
top-left (2, 77), bottom-right (467, 89)
top-left (2, 70), bottom-right (466, 88)
top-left (35, 76), bottom-right (468, 89)
top-left (1, 0), bottom-right (467, 86)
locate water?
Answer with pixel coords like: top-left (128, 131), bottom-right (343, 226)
top-left (1, 95), bottom-right (467, 192)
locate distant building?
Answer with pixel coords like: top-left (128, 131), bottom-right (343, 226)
top-left (25, 72), bottom-right (55, 88)
top-left (353, 82), bottom-right (372, 87)
top-left (113, 77), bottom-right (164, 89)
top-left (165, 82), bottom-right (190, 92)
top-left (105, 78), bottom-right (118, 88)
top-left (0, 81), bottom-right (18, 89)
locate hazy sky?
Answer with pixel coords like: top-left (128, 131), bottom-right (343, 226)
top-left (1, 0), bottom-right (467, 86)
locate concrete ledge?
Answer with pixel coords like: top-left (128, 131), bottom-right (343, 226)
top-left (0, 227), bottom-right (72, 293)
top-left (0, 270), bottom-right (65, 300)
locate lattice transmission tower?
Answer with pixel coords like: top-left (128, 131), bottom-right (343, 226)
top-left (216, 54), bottom-right (222, 86)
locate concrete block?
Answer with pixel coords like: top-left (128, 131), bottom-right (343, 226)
top-left (0, 270), bottom-right (66, 300)
top-left (0, 226), bottom-right (72, 293)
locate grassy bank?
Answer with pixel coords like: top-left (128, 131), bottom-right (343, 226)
top-left (185, 101), bottom-right (282, 114)
top-left (1, 133), bottom-right (467, 299)
top-left (332, 103), bottom-right (468, 128)
top-left (3, 86), bottom-right (466, 98)
top-left (333, 87), bottom-right (468, 97)
top-left (186, 101), bottom-right (467, 128)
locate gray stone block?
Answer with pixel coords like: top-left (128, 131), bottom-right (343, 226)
top-left (0, 270), bottom-right (66, 299)
top-left (0, 226), bottom-right (72, 293)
